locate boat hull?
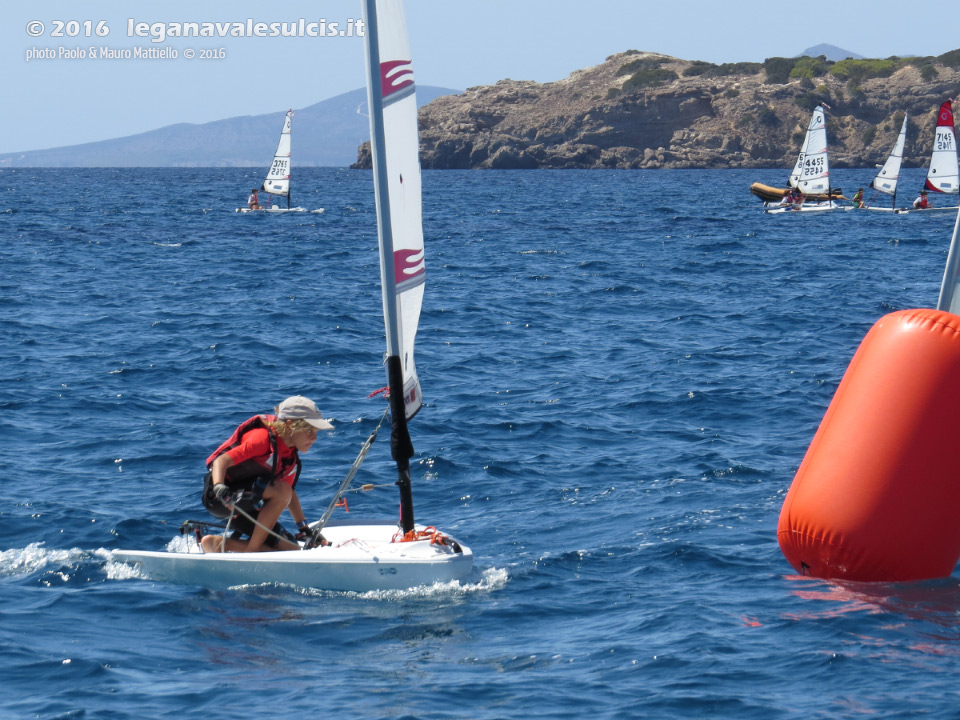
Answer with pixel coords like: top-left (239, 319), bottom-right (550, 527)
top-left (900, 205), bottom-right (960, 214)
top-left (764, 200), bottom-right (842, 214)
top-left (235, 206), bottom-right (310, 213)
top-left (112, 521), bottom-right (473, 591)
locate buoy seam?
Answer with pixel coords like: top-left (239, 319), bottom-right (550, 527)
top-left (777, 528), bottom-right (839, 548)
top-left (900, 310), bottom-right (960, 338)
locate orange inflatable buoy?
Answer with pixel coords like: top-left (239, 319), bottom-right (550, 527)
top-left (778, 308), bottom-right (960, 582)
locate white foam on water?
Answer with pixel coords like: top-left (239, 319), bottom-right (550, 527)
top-left (0, 542), bottom-right (89, 579)
top-left (104, 557), bottom-right (145, 581)
top-left (299, 565), bottom-right (510, 600)
top-left (164, 534), bottom-right (203, 554)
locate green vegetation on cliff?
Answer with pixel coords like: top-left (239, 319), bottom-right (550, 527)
top-left (399, 47), bottom-right (960, 170)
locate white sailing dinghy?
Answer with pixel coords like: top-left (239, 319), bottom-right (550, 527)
top-left (912, 99), bottom-right (960, 213)
top-left (765, 105), bottom-right (842, 213)
top-left (113, 0), bottom-right (472, 591)
top-left (236, 109), bottom-right (320, 214)
top-left (864, 113), bottom-right (908, 212)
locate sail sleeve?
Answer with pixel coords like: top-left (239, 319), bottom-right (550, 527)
top-left (262, 110), bottom-right (293, 197)
top-left (925, 100), bottom-right (959, 194)
top-left (937, 208), bottom-right (960, 313)
top-left (796, 106), bottom-right (830, 195)
top-left (365, 0), bottom-right (423, 421)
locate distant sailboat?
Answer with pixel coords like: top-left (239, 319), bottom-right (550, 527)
top-left (865, 113), bottom-right (907, 211)
top-left (751, 104), bottom-right (845, 209)
top-left (263, 109), bottom-right (295, 209)
top-left (923, 99), bottom-right (959, 198)
top-left (236, 110), bottom-right (322, 214)
top-left (790, 104), bottom-right (830, 196)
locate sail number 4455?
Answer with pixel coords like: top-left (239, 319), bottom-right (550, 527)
top-left (803, 157), bottom-right (825, 175)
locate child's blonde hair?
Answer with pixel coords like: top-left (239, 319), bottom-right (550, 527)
top-left (265, 418), bottom-right (315, 443)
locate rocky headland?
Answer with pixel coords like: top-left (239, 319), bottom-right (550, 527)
top-left (355, 50), bottom-right (960, 169)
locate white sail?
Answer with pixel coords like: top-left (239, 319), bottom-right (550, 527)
top-left (364, 0), bottom-right (423, 420)
top-left (262, 110), bottom-right (293, 199)
top-left (872, 113), bottom-right (907, 198)
top-left (790, 106), bottom-right (830, 195)
top-left (925, 100), bottom-right (959, 194)
top-left (788, 145), bottom-right (806, 189)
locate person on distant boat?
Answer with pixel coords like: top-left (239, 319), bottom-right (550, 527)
top-left (913, 190), bottom-right (930, 210)
top-left (199, 395), bottom-right (333, 553)
top-left (779, 188), bottom-right (800, 207)
top-left (247, 188), bottom-right (262, 210)
top-left (793, 189), bottom-right (805, 208)
top-left (852, 188), bottom-right (865, 208)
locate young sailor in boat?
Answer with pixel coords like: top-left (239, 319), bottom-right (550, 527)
top-left (913, 190), bottom-right (931, 209)
top-left (779, 187), bottom-right (801, 207)
top-left (247, 188), bottom-right (262, 210)
top-left (199, 395), bottom-right (333, 553)
top-left (852, 188), bottom-right (865, 208)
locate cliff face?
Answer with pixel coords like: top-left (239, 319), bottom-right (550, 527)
top-left (354, 51), bottom-right (960, 170)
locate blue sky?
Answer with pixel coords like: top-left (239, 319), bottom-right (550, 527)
top-left (3, 0), bottom-right (956, 154)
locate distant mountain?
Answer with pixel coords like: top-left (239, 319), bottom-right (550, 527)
top-left (0, 86), bottom-right (459, 168)
top-left (798, 44), bottom-right (864, 61)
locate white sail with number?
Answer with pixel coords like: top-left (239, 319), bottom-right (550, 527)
top-left (789, 105), bottom-right (830, 195)
top-left (365, 0), bottom-right (423, 420)
top-left (872, 113), bottom-right (907, 199)
top-left (262, 110), bottom-right (293, 201)
top-left (925, 100), bottom-right (959, 195)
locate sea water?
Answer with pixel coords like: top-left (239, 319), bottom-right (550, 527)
top-left (1, 167), bottom-right (959, 719)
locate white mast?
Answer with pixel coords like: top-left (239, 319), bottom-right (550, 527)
top-left (363, 0), bottom-right (424, 534)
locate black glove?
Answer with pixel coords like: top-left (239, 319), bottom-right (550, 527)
top-left (212, 483), bottom-right (232, 505)
top-left (297, 524), bottom-right (330, 548)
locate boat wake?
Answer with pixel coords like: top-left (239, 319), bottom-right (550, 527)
top-left (327, 566), bottom-right (508, 600)
top-left (0, 543), bottom-right (91, 579)
top-left (0, 543), bottom-right (120, 584)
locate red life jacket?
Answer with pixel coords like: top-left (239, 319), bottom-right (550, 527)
top-left (206, 414), bottom-right (301, 491)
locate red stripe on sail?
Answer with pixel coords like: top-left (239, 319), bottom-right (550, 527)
top-left (394, 248), bottom-right (424, 285)
top-left (381, 60), bottom-right (414, 98)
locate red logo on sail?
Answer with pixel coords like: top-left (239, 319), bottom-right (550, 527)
top-left (381, 60), bottom-right (414, 99)
top-left (394, 248), bottom-right (425, 285)
top-left (938, 100), bottom-right (954, 127)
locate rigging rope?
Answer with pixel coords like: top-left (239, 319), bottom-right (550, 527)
top-left (314, 406), bottom-right (390, 535)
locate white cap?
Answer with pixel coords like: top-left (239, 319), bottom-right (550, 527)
top-left (275, 395), bottom-right (333, 430)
